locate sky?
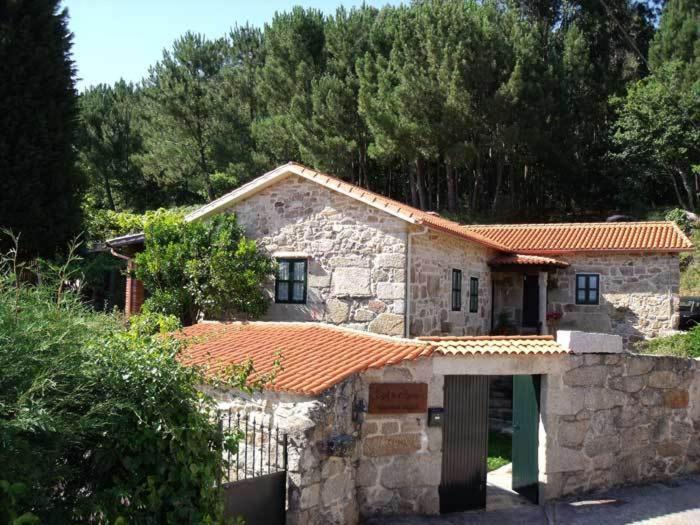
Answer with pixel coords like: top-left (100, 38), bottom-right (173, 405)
top-left (62, 0), bottom-right (402, 92)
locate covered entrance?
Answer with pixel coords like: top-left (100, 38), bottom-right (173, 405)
top-left (439, 374), bottom-right (542, 513)
top-left (490, 254), bottom-right (569, 336)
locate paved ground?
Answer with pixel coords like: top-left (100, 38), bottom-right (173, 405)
top-left (366, 475), bottom-right (700, 525)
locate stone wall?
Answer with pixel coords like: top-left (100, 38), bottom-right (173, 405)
top-left (208, 383), bottom-right (361, 525)
top-left (228, 175), bottom-right (408, 336)
top-left (549, 253), bottom-right (681, 346)
top-left (211, 349), bottom-right (700, 524)
top-left (491, 253), bottom-right (680, 345)
top-left (355, 359), bottom-right (443, 519)
top-left (542, 353), bottom-right (700, 499)
top-left (409, 229), bottom-right (495, 336)
top-left (492, 272), bottom-right (523, 331)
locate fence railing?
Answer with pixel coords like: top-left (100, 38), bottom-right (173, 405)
top-left (216, 408), bottom-right (288, 484)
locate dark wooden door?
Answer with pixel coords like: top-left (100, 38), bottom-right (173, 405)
top-left (440, 375), bottom-right (490, 513)
top-left (512, 375), bottom-right (541, 504)
top-left (522, 275), bottom-right (540, 328)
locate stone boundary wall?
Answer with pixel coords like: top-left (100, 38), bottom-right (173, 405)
top-left (542, 353), bottom-right (700, 499)
top-left (229, 175), bottom-right (409, 336)
top-left (206, 383), bottom-right (361, 525)
top-left (549, 253), bottom-right (681, 346)
top-left (210, 351), bottom-right (700, 524)
top-left (409, 229), bottom-right (496, 337)
top-left (355, 359), bottom-right (443, 519)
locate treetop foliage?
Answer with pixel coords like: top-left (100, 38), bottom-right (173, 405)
top-left (76, 0), bottom-right (700, 229)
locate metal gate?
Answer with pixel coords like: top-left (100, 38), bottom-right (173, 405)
top-left (439, 375), bottom-right (490, 513)
top-left (512, 375), bottom-right (541, 504)
top-left (217, 410), bottom-right (288, 525)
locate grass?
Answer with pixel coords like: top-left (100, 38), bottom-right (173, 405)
top-left (487, 431), bottom-right (512, 472)
top-left (638, 324), bottom-right (700, 358)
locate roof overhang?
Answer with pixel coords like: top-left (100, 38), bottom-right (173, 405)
top-left (105, 232), bottom-right (145, 248)
top-left (489, 253), bottom-right (570, 270)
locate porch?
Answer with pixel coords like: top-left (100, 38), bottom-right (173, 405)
top-left (490, 254), bottom-right (569, 336)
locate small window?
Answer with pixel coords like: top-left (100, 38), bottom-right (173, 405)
top-left (576, 274), bottom-right (600, 305)
top-left (451, 269), bottom-right (462, 311)
top-left (275, 259), bottom-right (307, 304)
top-left (469, 277), bottom-right (479, 313)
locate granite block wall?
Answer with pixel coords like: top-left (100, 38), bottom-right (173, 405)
top-left (228, 175), bottom-right (409, 336)
top-left (409, 229), bottom-right (496, 337)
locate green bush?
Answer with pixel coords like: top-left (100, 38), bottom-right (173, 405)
top-left (135, 210), bottom-right (275, 325)
top-left (665, 208), bottom-right (693, 235)
top-left (0, 239), bottom-right (237, 524)
top-left (639, 325), bottom-right (700, 358)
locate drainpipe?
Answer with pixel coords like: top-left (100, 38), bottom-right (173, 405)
top-left (110, 248), bottom-right (144, 318)
top-left (405, 226), bottom-right (429, 338)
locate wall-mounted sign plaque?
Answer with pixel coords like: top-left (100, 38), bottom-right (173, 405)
top-left (368, 383), bottom-right (428, 414)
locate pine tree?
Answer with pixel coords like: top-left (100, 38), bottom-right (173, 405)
top-left (252, 7), bottom-right (326, 166)
top-left (140, 32), bottom-right (231, 202)
top-left (0, 0), bottom-right (82, 257)
top-left (77, 81), bottom-right (146, 211)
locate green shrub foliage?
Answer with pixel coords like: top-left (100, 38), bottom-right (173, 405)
top-left (0, 239), bottom-right (233, 524)
top-left (135, 211), bottom-right (275, 325)
top-left (639, 324), bottom-right (700, 359)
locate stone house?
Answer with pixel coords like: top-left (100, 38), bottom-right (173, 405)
top-left (110, 162), bottom-right (692, 345)
top-left (180, 321), bottom-right (700, 524)
top-left (103, 163), bottom-right (698, 523)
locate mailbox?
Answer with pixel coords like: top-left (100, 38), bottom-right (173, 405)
top-left (427, 407), bottom-right (443, 427)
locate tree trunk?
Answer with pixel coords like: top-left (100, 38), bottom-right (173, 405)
top-left (415, 158), bottom-right (428, 210)
top-left (408, 162), bottom-right (418, 207)
top-left (200, 144), bottom-right (214, 201)
top-left (471, 155), bottom-right (481, 211)
top-left (446, 160), bottom-right (457, 213)
top-left (678, 168), bottom-right (697, 211)
top-left (492, 157), bottom-right (503, 212)
top-left (103, 172), bottom-right (116, 211)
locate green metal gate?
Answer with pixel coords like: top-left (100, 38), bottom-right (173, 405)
top-left (512, 375), bottom-right (541, 504)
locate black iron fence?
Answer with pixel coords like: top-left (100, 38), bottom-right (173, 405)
top-left (216, 409), bottom-right (289, 525)
top-left (216, 408), bottom-right (288, 482)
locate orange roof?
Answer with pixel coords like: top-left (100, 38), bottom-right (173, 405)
top-left (178, 322), bottom-right (432, 395)
top-left (418, 335), bottom-right (569, 356)
top-left (489, 254), bottom-right (570, 268)
top-left (177, 323), bottom-right (569, 395)
top-left (465, 221), bottom-right (692, 254)
top-left (186, 162), bottom-right (510, 252)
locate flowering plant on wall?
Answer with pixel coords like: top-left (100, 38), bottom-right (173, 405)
top-left (546, 311), bottom-right (563, 322)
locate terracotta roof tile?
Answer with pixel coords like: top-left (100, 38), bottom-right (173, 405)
top-left (489, 254), bottom-right (570, 268)
top-left (418, 335), bottom-right (569, 356)
top-left (177, 323), bottom-right (569, 395)
top-left (465, 222), bottom-right (693, 254)
top-left (177, 322), bottom-right (432, 395)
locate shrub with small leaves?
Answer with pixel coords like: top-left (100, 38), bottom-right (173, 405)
top-left (0, 234), bottom-right (262, 524)
top-left (135, 210), bottom-right (275, 325)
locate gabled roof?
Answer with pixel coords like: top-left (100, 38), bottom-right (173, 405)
top-left (185, 162), bottom-right (510, 252)
top-left (177, 322), bottom-right (569, 396)
top-left (465, 221), bottom-right (693, 254)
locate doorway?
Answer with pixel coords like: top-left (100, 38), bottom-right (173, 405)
top-left (522, 275), bottom-right (540, 330)
top-left (439, 374), bottom-right (541, 514)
